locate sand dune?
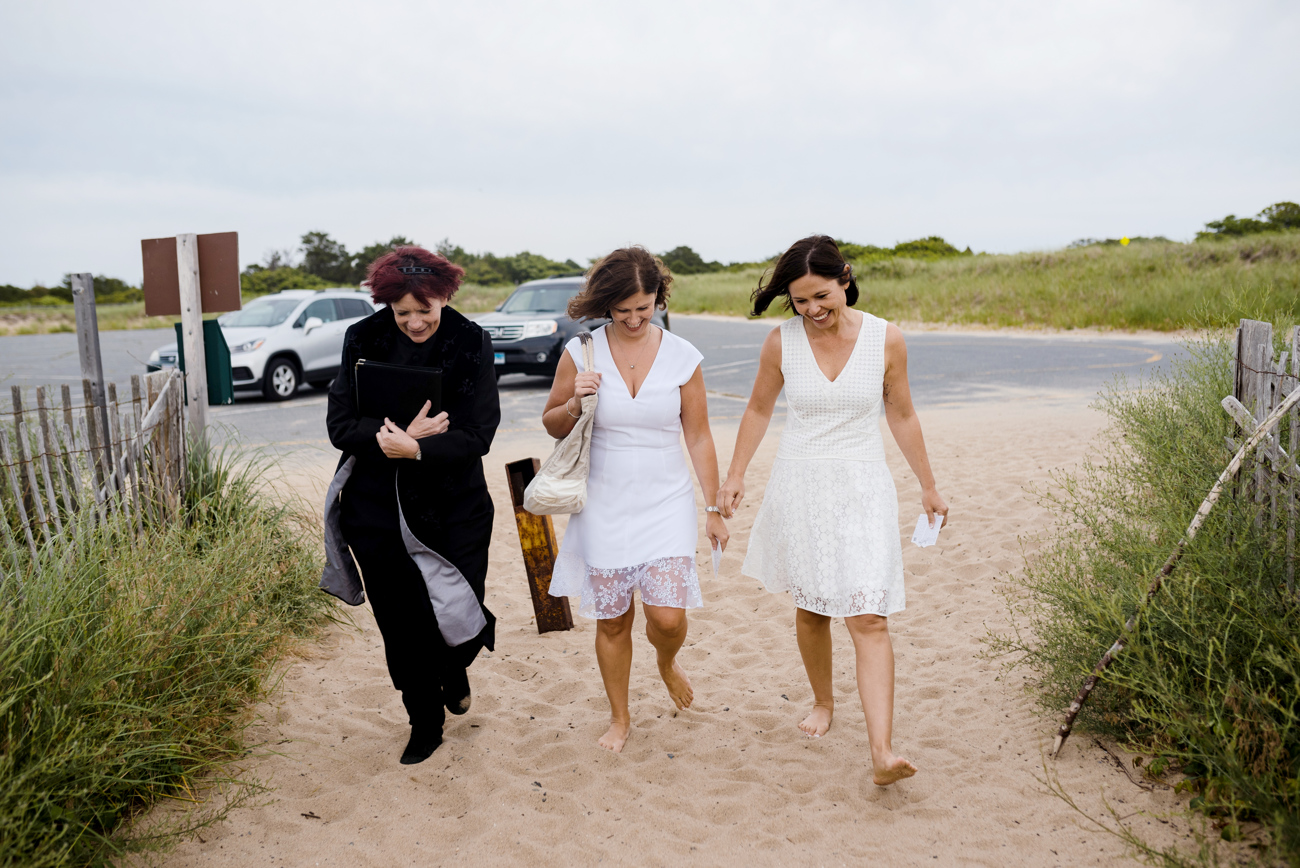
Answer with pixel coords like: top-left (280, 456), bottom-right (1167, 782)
top-left (158, 395), bottom-right (1201, 867)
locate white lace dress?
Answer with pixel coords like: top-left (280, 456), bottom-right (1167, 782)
top-left (741, 312), bottom-right (905, 617)
top-left (549, 326), bottom-right (706, 619)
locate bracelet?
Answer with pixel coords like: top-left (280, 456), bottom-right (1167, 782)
top-left (705, 506), bottom-right (721, 515)
top-left (566, 398), bottom-right (582, 419)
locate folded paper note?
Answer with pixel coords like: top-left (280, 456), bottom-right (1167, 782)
top-left (911, 513), bottom-right (946, 548)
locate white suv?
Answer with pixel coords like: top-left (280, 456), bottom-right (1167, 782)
top-left (146, 289), bottom-right (377, 401)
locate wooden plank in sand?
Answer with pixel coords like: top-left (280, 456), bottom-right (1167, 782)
top-left (505, 458), bottom-right (573, 634)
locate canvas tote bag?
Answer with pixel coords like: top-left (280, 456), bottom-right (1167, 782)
top-left (523, 331), bottom-right (597, 515)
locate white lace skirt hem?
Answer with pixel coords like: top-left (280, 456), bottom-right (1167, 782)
top-left (741, 457), bottom-right (905, 618)
top-left (550, 552), bottom-right (703, 619)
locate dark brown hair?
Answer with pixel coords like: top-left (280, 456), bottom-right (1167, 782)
top-left (367, 246), bottom-right (464, 306)
top-left (567, 246), bottom-right (673, 321)
top-left (750, 235), bottom-right (858, 315)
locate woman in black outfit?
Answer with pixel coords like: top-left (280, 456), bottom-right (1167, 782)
top-left (321, 245), bottom-right (499, 765)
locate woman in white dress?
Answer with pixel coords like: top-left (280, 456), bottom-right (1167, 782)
top-left (543, 247), bottom-right (728, 753)
top-left (717, 235), bottom-right (948, 786)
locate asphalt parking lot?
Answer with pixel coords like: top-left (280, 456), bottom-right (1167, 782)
top-left (0, 315), bottom-right (1185, 460)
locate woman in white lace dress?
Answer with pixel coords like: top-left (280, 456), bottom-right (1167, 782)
top-left (543, 247), bottom-right (728, 753)
top-left (717, 235), bottom-right (948, 786)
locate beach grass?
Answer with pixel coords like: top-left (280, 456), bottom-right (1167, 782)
top-left (0, 442), bottom-right (333, 866)
top-left (989, 331), bottom-right (1300, 864)
top-left (657, 233), bottom-right (1300, 330)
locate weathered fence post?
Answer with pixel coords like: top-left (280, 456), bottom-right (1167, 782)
top-left (71, 273), bottom-right (113, 477)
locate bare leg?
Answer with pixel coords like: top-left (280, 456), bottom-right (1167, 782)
top-left (643, 604), bottom-right (693, 710)
top-left (594, 607), bottom-right (635, 752)
top-left (795, 607), bottom-right (835, 736)
top-left (844, 613), bottom-right (916, 785)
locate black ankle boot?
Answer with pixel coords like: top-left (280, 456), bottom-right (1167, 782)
top-left (442, 667), bottom-right (472, 716)
top-left (400, 723), bottom-right (442, 765)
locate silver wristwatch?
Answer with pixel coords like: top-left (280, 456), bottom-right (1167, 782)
top-left (413, 448), bottom-right (423, 461)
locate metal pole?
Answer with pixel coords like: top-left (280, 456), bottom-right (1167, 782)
top-left (176, 233), bottom-right (208, 438)
top-left (71, 273), bottom-right (113, 475)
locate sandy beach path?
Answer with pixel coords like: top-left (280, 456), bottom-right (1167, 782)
top-left (158, 395), bottom-right (1197, 867)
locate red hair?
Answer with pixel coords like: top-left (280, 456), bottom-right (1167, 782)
top-left (366, 246), bottom-right (464, 306)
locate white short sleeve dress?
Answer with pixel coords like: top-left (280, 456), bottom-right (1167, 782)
top-left (741, 312), bottom-right (906, 617)
top-left (548, 325), bottom-right (706, 619)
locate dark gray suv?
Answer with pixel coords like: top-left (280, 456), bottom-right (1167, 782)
top-left (476, 276), bottom-right (670, 378)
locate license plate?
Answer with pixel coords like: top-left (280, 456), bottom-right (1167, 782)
top-left (493, 352), bottom-right (505, 365)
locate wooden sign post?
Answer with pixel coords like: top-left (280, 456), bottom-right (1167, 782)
top-left (141, 231), bottom-right (242, 442)
top-left (505, 458), bottom-right (573, 633)
top-left (176, 234), bottom-right (208, 435)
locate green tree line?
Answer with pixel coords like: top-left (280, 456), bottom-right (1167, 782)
top-left (0, 275), bottom-right (141, 306)
top-left (1196, 200), bottom-right (1300, 239)
top-left (3, 203), bottom-right (1295, 305)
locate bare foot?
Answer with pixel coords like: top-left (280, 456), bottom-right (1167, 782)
top-left (872, 755), bottom-right (918, 786)
top-left (658, 658), bottom-right (694, 710)
top-left (798, 703), bottom-right (834, 737)
top-left (599, 718), bottom-right (631, 753)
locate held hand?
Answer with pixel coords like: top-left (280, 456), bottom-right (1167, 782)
top-left (376, 418), bottom-right (420, 460)
top-left (573, 370), bottom-right (602, 399)
top-left (706, 511), bottom-right (729, 553)
top-left (717, 475), bottom-right (745, 519)
top-left (922, 487), bottom-right (950, 527)
top-left (405, 402), bottom-right (449, 439)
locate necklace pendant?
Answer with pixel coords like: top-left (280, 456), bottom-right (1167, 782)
top-left (629, 364), bottom-right (635, 369)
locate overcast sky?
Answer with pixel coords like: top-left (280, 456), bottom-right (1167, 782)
top-left (1, 0), bottom-right (1297, 286)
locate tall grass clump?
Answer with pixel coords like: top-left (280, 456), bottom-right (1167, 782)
top-left (990, 333), bottom-right (1300, 863)
top-left (0, 442), bottom-right (332, 866)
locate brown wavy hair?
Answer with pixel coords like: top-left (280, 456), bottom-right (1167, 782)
top-left (750, 235), bottom-right (858, 315)
top-left (567, 246), bottom-right (673, 321)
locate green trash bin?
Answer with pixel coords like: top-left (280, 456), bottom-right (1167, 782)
top-left (174, 320), bottom-right (235, 406)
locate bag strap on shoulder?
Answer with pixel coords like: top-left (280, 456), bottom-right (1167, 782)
top-left (578, 330), bottom-right (595, 373)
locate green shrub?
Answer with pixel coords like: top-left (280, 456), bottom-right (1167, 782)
top-left (0, 442), bottom-right (332, 866)
top-left (990, 334), bottom-right (1300, 863)
top-left (239, 266), bottom-right (334, 297)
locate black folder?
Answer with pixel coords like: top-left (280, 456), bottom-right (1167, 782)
top-left (355, 359), bottom-right (442, 429)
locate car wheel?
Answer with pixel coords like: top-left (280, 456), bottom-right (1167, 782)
top-left (262, 358), bottom-right (300, 401)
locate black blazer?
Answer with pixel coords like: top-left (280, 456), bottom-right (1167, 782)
top-left (326, 305), bottom-right (501, 592)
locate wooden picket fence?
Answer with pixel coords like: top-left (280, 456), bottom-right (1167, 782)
top-left (1224, 318), bottom-right (1300, 592)
top-left (0, 369), bottom-right (187, 584)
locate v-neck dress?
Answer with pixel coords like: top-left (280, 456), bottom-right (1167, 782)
top-left (741, 312), bottom-right (905, 617)
top-left (549, 325), bottom-right (706, 619)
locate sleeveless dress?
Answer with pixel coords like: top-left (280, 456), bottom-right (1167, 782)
top-left (741, 312), bottom-right (905, 617)
top-left (549, 326), bottom-right (706, 619)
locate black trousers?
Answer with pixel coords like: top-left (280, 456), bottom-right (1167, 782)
top-left (344, 523), bottom-right (462, 730)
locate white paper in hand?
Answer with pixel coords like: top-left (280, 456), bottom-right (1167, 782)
top-left (711, 541), bottom-right (722, 577)
top-left (911, 513), bottom-right (946, 548)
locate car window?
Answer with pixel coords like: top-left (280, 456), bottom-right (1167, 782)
top-left (218, 298), bottom-right (302, 328)
top-left (501, 285), bottom-right (580, 314)
top-left (295, 299), bottom-right (340, 327)
top-left (340, 299), bottom-right (373, 319)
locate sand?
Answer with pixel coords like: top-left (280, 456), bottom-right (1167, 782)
top-left (156, 394), bottom-right (1202, 867)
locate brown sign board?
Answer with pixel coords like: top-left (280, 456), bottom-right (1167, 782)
top-left (141, 231), bottom-right (242, 316)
